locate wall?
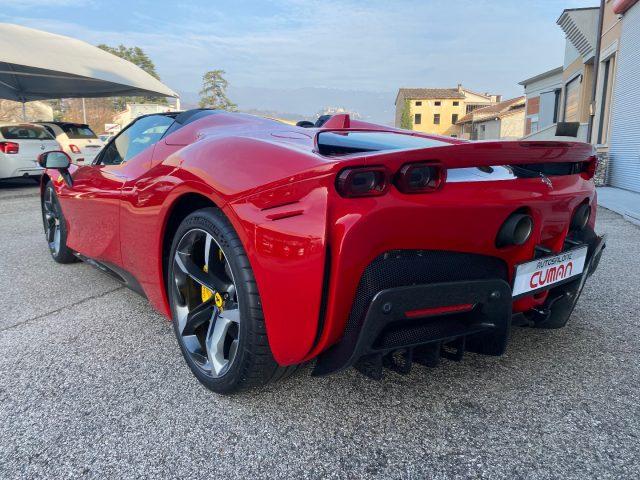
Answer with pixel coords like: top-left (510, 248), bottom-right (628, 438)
top-left (409, 98), bottom-right (466, 136)
top-left (522, 69), bottom-right (563, 135)
top-left (500, 110), bottom-right (526, 139)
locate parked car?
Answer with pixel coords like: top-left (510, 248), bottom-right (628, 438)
top-left (0, 123), bottom-right (61, 181)
top-left (39, 110), bottom-right (605, 394)
top-left (36, 122), bottom-right (104, 164)
top-left (98, 133), bottom-right (114, 143)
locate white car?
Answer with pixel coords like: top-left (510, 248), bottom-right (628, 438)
top-left (0, 123), bottom-right (61, 181)
top-left (37, 122), bottom-right (104, 164)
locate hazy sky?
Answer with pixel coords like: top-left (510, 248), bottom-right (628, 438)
top-left (2, 0), bottom-right (596, 119)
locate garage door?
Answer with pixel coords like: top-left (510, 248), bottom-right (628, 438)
top-left (608, 2), bottom-right (640, 192)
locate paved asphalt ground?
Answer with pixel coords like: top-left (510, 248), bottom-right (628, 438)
top-left (1, 179), bottom-right (639, 479)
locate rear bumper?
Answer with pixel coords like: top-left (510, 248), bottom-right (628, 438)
top-left (313, 231), bottom-right (605, 376)
top-left (0, 160), bottom-right (43, 179)
top-left (313, 279), bottom-right (512, 376)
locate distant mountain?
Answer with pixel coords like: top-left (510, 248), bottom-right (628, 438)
top-left (177, 86), bottom-right (396, 125)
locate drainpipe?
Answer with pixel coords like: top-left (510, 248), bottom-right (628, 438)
top-left (587, 0), bottom-right (605, 143)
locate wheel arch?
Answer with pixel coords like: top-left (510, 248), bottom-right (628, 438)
top-left (160, 192), bottom-right (220, 299)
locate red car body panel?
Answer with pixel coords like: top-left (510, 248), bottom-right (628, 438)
top-left (44, 112), bottom-right (600, 366)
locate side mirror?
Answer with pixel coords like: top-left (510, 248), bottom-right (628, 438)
top-left (38, 150), bottom-right (71, 169)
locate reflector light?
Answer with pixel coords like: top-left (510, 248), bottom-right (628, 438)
top-left (69, 144), bottom-right (81, 154)
top-left (405, 303), bottom-right (475, 319)
top-left (336, 167), bottom-right (388, 197)
top-left (0, 141), bottom-right (19, 154)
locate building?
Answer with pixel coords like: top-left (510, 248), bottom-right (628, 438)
top-left (456, 96), bottom-right (526, 140)
top-left (395, 85), bottom-right (500, 137)
top-left (519, 1), bottom-right (639, 191)
top-left (519, 67), bottom-right (563, 137)
top-left (607, 0), bottom-right (640, 192)
top-left (520, 7), bottom-right (601, 144)
top-left (112, 103), bottom-right (178, 130)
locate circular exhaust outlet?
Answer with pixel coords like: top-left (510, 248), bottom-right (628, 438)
top-left (571, 204), bottom-right (590, 231)
top-left (496, 213), bottom-right (533, 248)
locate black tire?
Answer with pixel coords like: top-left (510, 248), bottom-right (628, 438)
top-left (167, 208), bottom-right (297, 394)
top-left (41, 181), bottom-right (77, 264)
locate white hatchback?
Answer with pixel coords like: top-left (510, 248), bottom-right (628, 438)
top-left (37, 122), bottom-right (104, 164)
top-left (0, 123), bottom-right (61, 181)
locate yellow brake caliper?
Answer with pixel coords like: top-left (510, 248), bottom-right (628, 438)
top-left (201, 249), bottom-right (225, 311)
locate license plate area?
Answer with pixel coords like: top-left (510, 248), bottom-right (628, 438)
top-left (512, 246), bottom-right (588, 298)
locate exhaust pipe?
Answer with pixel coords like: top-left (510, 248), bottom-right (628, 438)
top-left (496, 213), bottom-right (533, 248)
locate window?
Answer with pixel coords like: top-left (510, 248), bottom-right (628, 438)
top-left (540, 91), bottom-right (559, 129)
top-left (453, 101), bottom-right (459, 106)
top-left (99, 114), bottom-right (174, 166)
top-left (42, 125), bottom-right (57, 138)
top-left (563, 75), bottom-right (581, 122)
top-left (434, 101), bottom-right (441, 106)
top-left (414, 113), bottom-right (422, 125)
top-left (415, 101), bottom-right (422, 106)
top-left (597, 56), bottom-right (614, 144)
top-left (60, 123), bottom-right (97, 139)
top-left (452, 114), bottom-right (459, 124)
top-left (553, 89), bottom-right (561, 123)
top-left (433, 114), bottom-right (440, 125)
top-left (0, 126), bottom-right (53, 140)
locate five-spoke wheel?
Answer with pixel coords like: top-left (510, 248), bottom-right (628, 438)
top-left (171, 228), bottom-right (240, 378)
top-left (168, 208), bottom-right (297, 394)
top-left (41, 182), bottom-right (76, 263)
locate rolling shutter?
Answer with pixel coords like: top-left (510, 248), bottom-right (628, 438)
top-left (609, 2), bottom-right (640, 192)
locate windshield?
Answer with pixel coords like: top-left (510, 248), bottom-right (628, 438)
top-left (317, 131), bottom-right (450, 156)
top-left (60, 124), bottom-right (98, 139)
top-left (0, 125), bottom-right (54, 140)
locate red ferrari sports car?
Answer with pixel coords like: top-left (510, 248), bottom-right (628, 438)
top-left (39, 109), bottom-right (605, 394)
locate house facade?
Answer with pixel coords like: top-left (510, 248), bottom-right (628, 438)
top-left (607, 0), bottom-right (640, 192)
top-left (456, 96), bottom-right (525, 140)
top-left (519, 1), bottom-right (640, 191)
top-left (519, 67), bottom-right (563, 137)
top-left (395, 85), bottom-right (499, 137)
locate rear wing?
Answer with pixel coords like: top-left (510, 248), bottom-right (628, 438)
top-left (366, 140), bottom-right (596, 169)
top-left (314, 127), bottom-right (595, 170)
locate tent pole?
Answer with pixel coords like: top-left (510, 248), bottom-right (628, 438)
top-left (22, 101), bottom-right (27, 121)
top-left (82, 98), bottom-right (87, 124)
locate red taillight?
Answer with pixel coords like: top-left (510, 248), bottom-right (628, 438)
top-left (395, 162), bottom-right (445, 193)
top-left (0, 141), bottom-right (19, 154)
top-left (583, 155), bottom-right (598, 179)
top-left (336, 166), bottom-right (388, 197)
top-left (69, 144), bottom-right (81, 154)
top-left (405, 303), bottom-right (475, 319)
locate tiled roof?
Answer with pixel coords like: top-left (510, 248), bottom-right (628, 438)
top-left (456, 96), bottom-right (525, 124)
top-left (397, 88), bottom-right (466, 100)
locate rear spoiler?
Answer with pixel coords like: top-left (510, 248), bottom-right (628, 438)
top-left (315, 131), bottom-right (595, 169)
top-left (364, 140), bottom-right (596, 169)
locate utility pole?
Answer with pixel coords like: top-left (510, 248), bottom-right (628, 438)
top-left (82, 98), bottom-right (87, 124)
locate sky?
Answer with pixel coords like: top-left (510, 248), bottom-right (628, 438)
top-left (2, 0), bottom-right (597, 122)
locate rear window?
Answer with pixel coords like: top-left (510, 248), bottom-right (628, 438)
top-left (0, 125), bottom-right (54, 140)
top-left (60, 124), bottom-right (98, 139)
top-left (317, 131), bottom-right (450, 156)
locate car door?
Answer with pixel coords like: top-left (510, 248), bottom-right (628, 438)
top-left (57, 114), bottom-right (175, 266)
